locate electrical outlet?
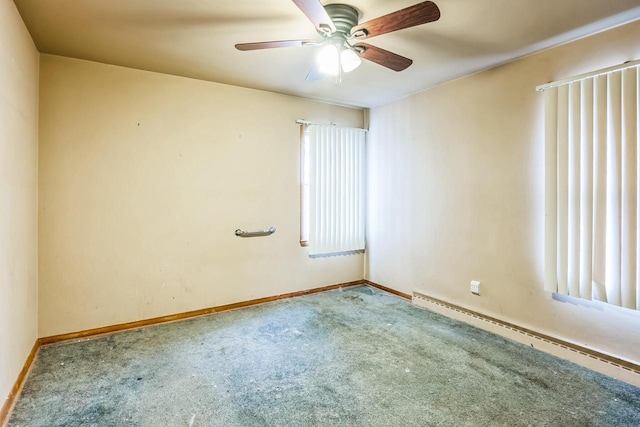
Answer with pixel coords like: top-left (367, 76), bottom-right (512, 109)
top-left (470, 280), bottom-right (481, 295)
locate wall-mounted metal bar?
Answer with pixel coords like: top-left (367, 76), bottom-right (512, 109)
top-left (235, 226), bottom-right (276, 238)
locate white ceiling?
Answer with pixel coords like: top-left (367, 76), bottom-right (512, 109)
top-left (14, 0), bottom-right (640, 108)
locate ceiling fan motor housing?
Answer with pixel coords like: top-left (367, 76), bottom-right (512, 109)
top-left (323, 4), bottom-right (360, 38)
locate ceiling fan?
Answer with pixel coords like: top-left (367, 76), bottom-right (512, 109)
top-left (235, 0), bottom-right (440, 80)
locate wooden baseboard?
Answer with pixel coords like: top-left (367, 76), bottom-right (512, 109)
top-left (7, 279), bottom-right (638, 424)
top-left (2, 280), bottom-right (366, 424)
top-left (0, 280), bottom-right (433, 426)
top-left (0, 340), bottom-right (40, 427)
top-left (364, 280), bottom-right (412, 300)
top-left (40, 280), bottom-right (365, 346)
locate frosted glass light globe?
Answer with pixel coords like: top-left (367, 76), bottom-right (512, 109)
top-left (340, 49), bottom-right (361, 73)
top-left (317, 44), bottom-right (340, 76)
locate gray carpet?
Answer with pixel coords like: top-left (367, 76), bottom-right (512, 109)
top-left (9, 285), bottom-right (640, 426)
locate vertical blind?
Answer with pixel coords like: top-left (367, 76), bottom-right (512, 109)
top-left (542, 62), bottom-right (639, 310)
top-left (307, 124), bottom-right (366, 256)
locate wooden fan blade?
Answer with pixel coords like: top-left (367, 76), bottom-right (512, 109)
top-left (350, 1), bottom-right (440, 40)
top-left (235, 40), bottom-right (311, 51)
top-left (292, 0), bottom-right (336, 34)
top-left (355, 43), bottom-right (413, 71)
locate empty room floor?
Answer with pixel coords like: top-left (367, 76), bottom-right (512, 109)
top-left (9, 286), bottom-right (640, 426)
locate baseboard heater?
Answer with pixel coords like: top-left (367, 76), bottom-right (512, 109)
top-left (411, 290), bottom-right (640, 387)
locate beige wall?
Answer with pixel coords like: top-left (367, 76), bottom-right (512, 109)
top-left (9, 3), bottom-right (640, 399)
top-left (38, 55), bottom-right (364, 337)
top-left (367, 20), bottom-right (640, 363)
top-left (0, 0), bottom-right (39, 411)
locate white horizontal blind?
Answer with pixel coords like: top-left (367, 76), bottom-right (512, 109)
top-left (307, 124), bottom-right (365, 256)
top-left (543, 64), bottom-right (639, 310)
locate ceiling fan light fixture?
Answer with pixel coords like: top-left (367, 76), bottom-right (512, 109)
top-left (340, 48), bottom-right (361, 73)
top-left (317, 43), bottom-right (340, 76)
top-left (236, 1), bottom-right (442, 78)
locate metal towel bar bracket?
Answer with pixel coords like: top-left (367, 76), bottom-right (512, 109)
top-left (235, 226), bottom-right (276, 238)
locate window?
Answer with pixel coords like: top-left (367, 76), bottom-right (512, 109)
top-left (540, 60), bottom-right (639, 310)
top-left (300, 123), bottom-right (366, 256)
